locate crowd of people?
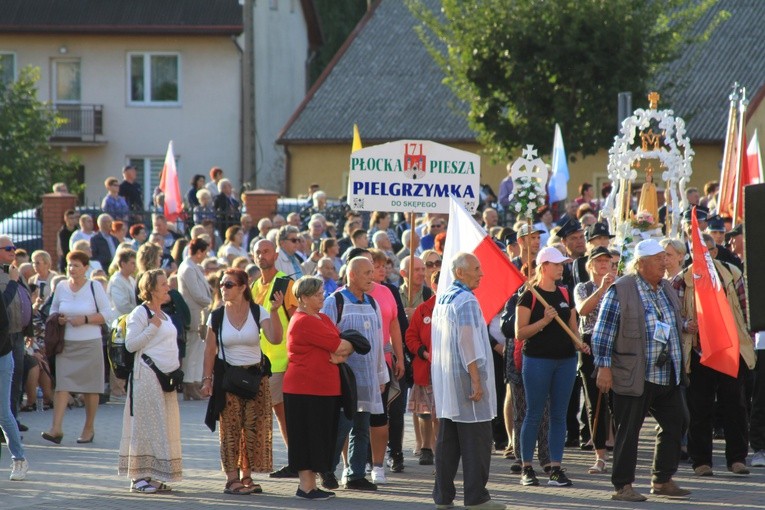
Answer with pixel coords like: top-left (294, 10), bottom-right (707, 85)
top-left (0, 169), bottom-right (757, 508)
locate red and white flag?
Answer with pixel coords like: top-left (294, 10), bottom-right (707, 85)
top-left (440, 198), bottom-right (526, 323)
top-left (159, 140), bottom-right (182, 222)
top-left (691, 206), bottom-right (739, 377)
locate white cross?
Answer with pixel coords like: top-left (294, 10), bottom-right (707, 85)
top-left (522, 144), bottom-right (538, 160)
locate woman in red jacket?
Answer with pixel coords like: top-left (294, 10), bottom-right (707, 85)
top-left (404, 270), bottom-right (440, 466)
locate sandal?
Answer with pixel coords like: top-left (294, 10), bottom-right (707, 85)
top-left (224, 479), bottom-right (255, 495)
top-left (131, 478), bottom-right (158, 493)
top-left (241, 477), bottom-right (263, 494)
top-left (588, 458), bottom-right (608, 474)
top-left (149, 480), bottom-right (172, 492)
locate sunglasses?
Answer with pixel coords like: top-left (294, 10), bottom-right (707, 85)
top-left (1, 246), bottom-right (16, 252)
top-left (286, 238), bottom-right (300, 243)
top-left (219, 281), bottom-right (240, 289)
top-left (425, 260), bottom-right (442, 269)
top-left (431, 223), bottom-right (445, 228)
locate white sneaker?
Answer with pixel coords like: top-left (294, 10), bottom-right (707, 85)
top-left (371, 465), bottom-right (387, 484)
top-left (340, 466), bottom-right (349, 485)
top-left (751, 450), bottom-right (765, 467)
top-left (365, 462), bottom-right (372, 474)
top-left (10, 459), bottom-right (28, 481)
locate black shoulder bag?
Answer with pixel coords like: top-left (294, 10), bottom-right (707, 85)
top-left (140, 307), bottom-right (184, 393)
top-left (217, 303), bottom-right (270, 399)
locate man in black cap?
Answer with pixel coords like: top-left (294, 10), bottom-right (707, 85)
top-left (725, 223), bottom-right (744, 261)
top-left (707, 216), bottom-right (742, 270)
top-left (585, 222), bottom-right (615, 251)
top-left (558, 218), bottom-right (589, 448)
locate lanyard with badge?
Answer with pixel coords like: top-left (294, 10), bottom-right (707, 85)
top-left (647, 291), bottom-right (671, 368)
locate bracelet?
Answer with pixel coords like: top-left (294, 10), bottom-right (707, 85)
top-left (201, 376), bottom-right (213, 382)
top-left (84, 315), bottom-right (89, 324)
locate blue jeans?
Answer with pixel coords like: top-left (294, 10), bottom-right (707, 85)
top-left (0, 352), bottom-right (25, 460)
top-left (333, 410), bottom-right (370, 480)
top-left (520, 355), bottom-right (576, 464)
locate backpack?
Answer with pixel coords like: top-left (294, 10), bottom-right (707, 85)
top-left (333, 290), bottom-right (377, 324)
top-left (109, 304), bottom-right (152, 380)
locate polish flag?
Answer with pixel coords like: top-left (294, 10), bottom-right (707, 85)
top-left (440, 198), bottom-right (526, 323)
top-left (159, 141), bottom-right (182, 222)
top-left (691, 206), bottom-right (739, 377)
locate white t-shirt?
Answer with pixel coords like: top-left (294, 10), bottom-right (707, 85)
top-left (208, 305), bottom-right (268, 367)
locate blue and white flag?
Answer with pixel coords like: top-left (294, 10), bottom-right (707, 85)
top-left (548, 124), bottom-right (569, 203)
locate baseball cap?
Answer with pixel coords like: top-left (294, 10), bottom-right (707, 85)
top-left (536, 246), bottom-right (572, 265)
top-left (634, 239), bottom-right (665, 258)
top-left (516, 224), bottom-right (540, 238)
top-left (585, 222), bottom-right (615, 241)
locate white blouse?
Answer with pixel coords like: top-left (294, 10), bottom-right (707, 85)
top-left (125, 306), bottom-right (180, 375)
top-left (50, 280), bottom-right (114, 341)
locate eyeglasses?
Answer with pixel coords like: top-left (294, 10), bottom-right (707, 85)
top-left (431, 223), bottom-right (445, 228)
top-left (0, 246), bottom-right (16, 252)
top-left (219, 281), bottom-right (240, 289)
top-left (425, 260), bottom-right (442, 269)
top-left (286, 238), bottom-right (300, 243)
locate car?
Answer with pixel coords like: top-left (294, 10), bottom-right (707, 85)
top-left (0, 206), bottom-right (102, 253)
top-left (0, 208), bottom-right (43, 252)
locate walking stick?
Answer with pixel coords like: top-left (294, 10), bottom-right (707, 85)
top-left (590, 391), bottom-right (603, 448)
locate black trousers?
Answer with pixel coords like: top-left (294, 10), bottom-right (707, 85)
top-left (749, 350), bottom-right (765, 451)
top-left (579, 341), bottom-right (609, 449)
top-left (611, 382), bottom-right (684, 489)
top-left (687, 351), bottom-right (749, 468)
top-left (387, 374), bottom-right (407, 455)
top-left (433, 419), bottom-right (492, 507)
top-left (566, 371), bottom-right (588, 443)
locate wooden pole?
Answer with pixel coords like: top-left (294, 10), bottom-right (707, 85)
top-left (407, 211), bottom-right (416, 305)
top-left (590, 391), bottom-right (603, 447)
top-left (732, 89), bottom-right (748, 228)
top-left (527, 285), bottom-right (584, 350)
top-left (718, 84), bottom-right (740, 218)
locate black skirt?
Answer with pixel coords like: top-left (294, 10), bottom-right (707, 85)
top-left (284, 393), bottom-right (341, 473)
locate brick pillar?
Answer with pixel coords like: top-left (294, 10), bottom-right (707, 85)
top-left (41, 193), bottom-right (77, 257)
top-left (244, 189), bottom-right (279, 222)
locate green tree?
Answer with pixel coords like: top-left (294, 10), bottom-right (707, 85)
top-left (0, 66), bottom-right (81, 217)
top-left (407, 0), bottom-right (726, 160)
top-left (310, 0), bottom-right (369, 85)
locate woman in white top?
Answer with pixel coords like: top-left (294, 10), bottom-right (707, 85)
top-left (118, 269), bottom-right (182, 493)
top-left (107, 249), bottom-right (137, 316)
top-left (42, 250), bottom-right (113, 445)
top-left (200, 268), bottom-right (283, 495)
top-left (218, 226), bottom-right (250, 265)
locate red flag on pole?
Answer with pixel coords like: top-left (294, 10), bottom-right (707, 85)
top-left (691, 206), bottom-right (739, 377)
top-left (159, 141), bottom-right (182, 222)
top-left (440, 198), bottom-right (526, 322)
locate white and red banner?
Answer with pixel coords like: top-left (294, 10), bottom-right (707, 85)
top-left (691, 206), bottom-right (739, 377)
top-left (159, 140), bottom-right (182, 222)
top-left (440, 198), bottom-right (525, 323)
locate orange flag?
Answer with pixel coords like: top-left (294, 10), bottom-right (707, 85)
top-left (691, 206), bottom-right (739, 377)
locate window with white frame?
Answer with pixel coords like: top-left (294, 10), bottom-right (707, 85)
top-left (0, 52), bottom-right (16, 87)
top-left (128, 156), bottom-right (169, 206)
top-left (128, 52), bottom-right (180, 105)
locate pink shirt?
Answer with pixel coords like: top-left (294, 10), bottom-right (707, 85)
top-left (368, 282), bottom-right (398, 365)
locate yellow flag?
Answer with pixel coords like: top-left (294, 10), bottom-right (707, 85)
top-left (352, 124), bottom-right (363, 152)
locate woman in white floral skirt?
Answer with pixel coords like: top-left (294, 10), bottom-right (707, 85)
top-left (118, 269), bottom-right (183, 493)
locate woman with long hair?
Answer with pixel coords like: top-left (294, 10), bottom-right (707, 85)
top-left (515, 247), bottom-right (589, 487)
top-left (574, 247), bottom-right (616, 474)
top-left (200, 268), bottom-right (284, 494)
top-left (43, 250), bottom-right (113, 445)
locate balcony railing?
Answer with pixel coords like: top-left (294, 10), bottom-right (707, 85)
top-left (50, 104), bottom-right (104, 143)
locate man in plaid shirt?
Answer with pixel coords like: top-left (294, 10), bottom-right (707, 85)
top-left (592, 239), bottom-right (690, 502)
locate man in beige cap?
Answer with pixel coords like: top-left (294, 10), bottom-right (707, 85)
top-left (593, 239), bottom-right (690, 502)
